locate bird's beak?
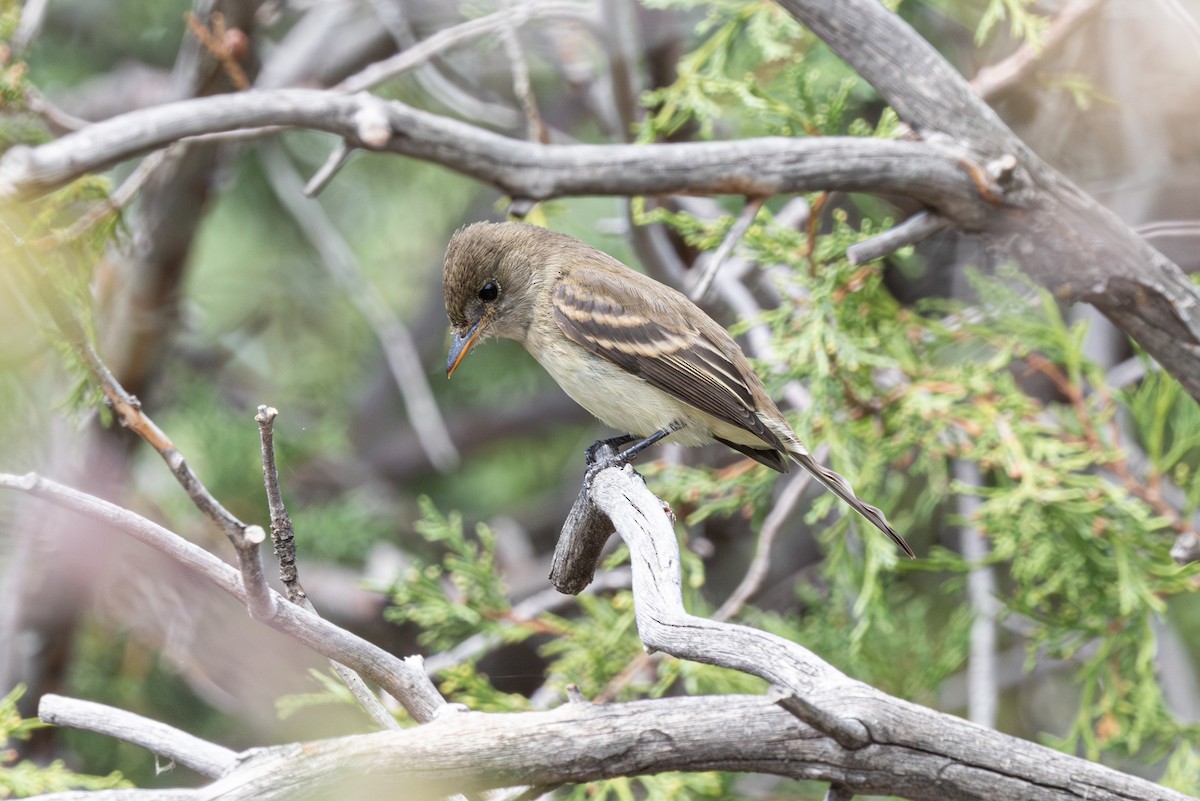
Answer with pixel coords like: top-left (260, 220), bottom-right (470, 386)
top-left (446, 318), bottom-right (483, 378)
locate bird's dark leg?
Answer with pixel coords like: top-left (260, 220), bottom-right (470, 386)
top-left (615, 426), bottom-right (678, 463)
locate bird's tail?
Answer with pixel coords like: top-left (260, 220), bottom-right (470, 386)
top-left (788, 448), bottom-right (915, 559)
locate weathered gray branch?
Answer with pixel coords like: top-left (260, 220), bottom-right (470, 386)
top-left (846, 210), bottom-right (950, 265)
top-left (0, 89), bottom-right (989, 224)
top-left (28, 467), bottom-right (1196, 801)
top-left (31, 689), bottom-right (1194, 801)
top-left (254, 405), bottom-right (400, 732)
top-left (568, 465), bottom-right (1194, 801)
top-left (38, 695), bottom-right (237, 778)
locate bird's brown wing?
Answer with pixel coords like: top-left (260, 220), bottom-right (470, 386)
top-left (551, 262), bottom-right (787, 457)
top-left (553, 258), bottom-right (914, 557)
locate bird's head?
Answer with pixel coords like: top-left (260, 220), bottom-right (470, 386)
top-left (442, 221), bottom-right (557, 377)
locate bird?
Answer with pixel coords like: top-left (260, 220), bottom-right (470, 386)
top-left (442, 221), bottom-right (915, 558)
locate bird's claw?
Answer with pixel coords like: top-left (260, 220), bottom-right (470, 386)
top-left (585, 435), bottom-right (636, 465)
top-left (584, 442), bottom-right (625, 488)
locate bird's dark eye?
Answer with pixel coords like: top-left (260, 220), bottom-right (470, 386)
top-left (478, 280), bottom-right (499, 302)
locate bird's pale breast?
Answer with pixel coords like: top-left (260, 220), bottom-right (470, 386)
top-left (525, 324), bottom-right (778, 450)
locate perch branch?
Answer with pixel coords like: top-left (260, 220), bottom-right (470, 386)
top-left (548, 467), bottom-right (617, 594)
top-left (583, 465), bottom-right (868, 748)
top-left (499, 6), bottom-right (549, 144)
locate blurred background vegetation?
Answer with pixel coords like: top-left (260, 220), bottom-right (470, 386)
top-left (2, 0), bottom-right (1200, 798)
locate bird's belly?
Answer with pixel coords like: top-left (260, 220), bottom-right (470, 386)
top-left (543, 348), bottom-right (689, 436)
top-left (529, 339), bottom-right (766, 448)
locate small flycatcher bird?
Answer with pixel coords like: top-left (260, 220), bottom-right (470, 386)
top-left (443, 221), bottom-right (914, 558)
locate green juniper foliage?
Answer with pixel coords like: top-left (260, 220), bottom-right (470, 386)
top-left (0, 686), bottom-right (130, 798)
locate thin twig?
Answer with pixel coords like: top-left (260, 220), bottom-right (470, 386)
top-left (256, 406), bottom-right (305, 605)
top-left (25, 84), bottom-right (90, 135)
top-left (500, 6), bottom-right (550, 143)
top-left (846, 211), bottom-right (950, 265)
top-left (237, 524), bottom-right (277, 622)
top-left (956, 458), bottom-right (997, 728)
top-left (970, 0), bottom-right (1107, 102)
top-left (1105, 354), bottom-right (1148, 389)
top-left (1136, 219), bottom-right (1200, 242)
top-left (303, 140), bottom-right (354, 197)
top-left (689, 197), bottom-right (765, 302)
top-left (39, 694), bottom-right (238, 778)
top-left (258, 141), bottom-right (460, 472)
top-left (337, 1), bottom-right (598, 95)
top-left (185, 11), bottom-right (251, 91)
top-left (255, 405), bottom-right (400, 731)
top-left (713, 469), bottom-right (814, 622)
top-left (34, 148), bottom-right (175, 249)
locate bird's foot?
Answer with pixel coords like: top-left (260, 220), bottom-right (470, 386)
top-left (583, 427), bottom-right (679, 489)
top-left (584, 434), bottom-right (637, 466)
top-left (583, 441), bottom-right (629, 490)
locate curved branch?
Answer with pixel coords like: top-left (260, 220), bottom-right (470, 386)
top-left (578, 465), bottom-right (1195, 801)
top-left (0, 89), bottom-right (989, 224)
top-left (39, 695), bottom-right (237, 778)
